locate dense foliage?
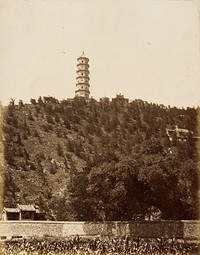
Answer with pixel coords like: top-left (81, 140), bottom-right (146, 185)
top-left (1, 237), bottom-right (199, 255)
top-left (3, 96), bottom-right (199, 220)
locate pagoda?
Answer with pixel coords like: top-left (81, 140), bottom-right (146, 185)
top-left (75, 52), bottom-right (90, 98)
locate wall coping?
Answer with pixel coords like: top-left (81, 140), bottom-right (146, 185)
top-left (0, 220), bottom-right (199, 224)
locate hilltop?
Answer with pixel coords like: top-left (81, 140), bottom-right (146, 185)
top-left (2, 96), bottom-right (199, 220)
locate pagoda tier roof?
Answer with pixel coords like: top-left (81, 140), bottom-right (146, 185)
top-left (76, 70), bottom-right (89, 73)
top-left (76, 88), bottom-right (90, 92)
top-left (77, 63), bottom-right (89, 67)
top-left (76, 75), bottom-right (90, 78)
top-left (76, 77), bottom-right (90, 80)
top-left (77, 56), bottom-right (89, 60)
top-left (76, 76), bottom-right (90, 80)
top-left (76, 83), bottom-right (90, 87)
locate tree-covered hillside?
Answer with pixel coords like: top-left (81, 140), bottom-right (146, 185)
top-left (2, 96), bottom-right (199, 220)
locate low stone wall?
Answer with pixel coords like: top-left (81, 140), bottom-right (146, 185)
top-left (182, 220), bottom-right (200, 239)
top-left (0, 221), bottom-right (84, 239)
top-left (0, 221), bottom-right (199, 240)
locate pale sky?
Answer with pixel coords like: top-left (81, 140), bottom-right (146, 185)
top-left (0, 0), bottom-right (200, 107)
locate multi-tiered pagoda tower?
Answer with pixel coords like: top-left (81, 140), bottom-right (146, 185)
top-left (75, 52), bottom-right (90, 99)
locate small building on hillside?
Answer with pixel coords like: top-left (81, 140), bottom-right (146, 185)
top-left (1, 204), bottom-right (45, 221)
top-left (112, 94), bottom-right (129, 104)
top-left (166, 125), bottom-right (192, 142)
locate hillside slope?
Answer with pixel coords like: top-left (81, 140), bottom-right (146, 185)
top-left (2, 96), bottom-right (199, 220)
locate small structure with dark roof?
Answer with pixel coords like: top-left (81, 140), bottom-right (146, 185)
top-left (1, 208), bottom-right (20, 220)
top-left (17, 204), bottom-right (36, 220)
top-left (1, 204), bottom-right (45, 221)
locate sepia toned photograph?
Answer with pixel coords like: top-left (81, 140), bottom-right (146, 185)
top-left (0, 0), bottom-right (200, 254)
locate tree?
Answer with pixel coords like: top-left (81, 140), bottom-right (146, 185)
top-left (68, 170), bottom-right (95, 220)
top-left (9, 98), bottom-right (15, 107)
top-left (85, 157), bottom-right (147, 220)
top-left (18, 100), bottom-right (24, 108)
top-left (140, 137), bottom-right (164, 155)
top-left (50, 161), bottom-right (58, 175)
top-left (138, 153), bottom-right (198, 220)
top-left (56, 143), bottom-right (63, 156)
top-left (30, 98), bottom-right (37, 105)
top-left (37, 96), bottom-right (43, 105)
top-left (27, 110), bottom-right (34, 121)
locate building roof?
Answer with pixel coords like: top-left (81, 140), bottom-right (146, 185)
top-left (4, 208), bottom-right (20, 213)
top-left (17, 204), bottom-right (36, 212)
top-left (35, 208), bottom-right (43, 214)
top-left (176, 128), bottom-right (190, 133)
